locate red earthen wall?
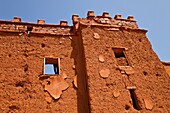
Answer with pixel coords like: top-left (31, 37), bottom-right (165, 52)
top-left (80, 26), bottom-right (170, 112)
top-left (0, 33), bottom-right (80, 113)
top-left (0, 11), bottom-right (170, 113)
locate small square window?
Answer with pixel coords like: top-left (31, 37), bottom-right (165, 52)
top-left (44, 58), bottom-right (60, 75)
top-left (113, 47), bottom-right (129, 66)
top-left (113, 48), bottom-right (125, 58)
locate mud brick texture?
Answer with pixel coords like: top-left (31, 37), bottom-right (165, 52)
top-left (0, 11), bottom-right (170, 113)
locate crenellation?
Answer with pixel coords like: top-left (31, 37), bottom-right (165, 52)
top-left (0, 11), bottom-right (139, 36)
top-left (37, 19), bottom-right (45, 24)
top-left (72, 11), bottom-right (139, 28)
top-left (91, 15), bottom-right (138, 28)
top-left (127, 16), bottom-right (135, 21)
top-left (0, 19), bottom-right (72, 36)
top-left (114, 14), bottom-right (122, 19)
top-left (102, 12), bottom-right (110, 18)
top-left (13, 16), bottom-right (21, 22)
top-left (60, 20), bottom-right (68, 26)
top-left (87, 10), bottom-right (95, 18)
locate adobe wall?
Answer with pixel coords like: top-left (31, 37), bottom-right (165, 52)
top-left (0, 11), bottom-right (170, 113)
top-left (0, 18), bottom-right (89, 113)
top-left (76, 11), bottom-right (170, 112)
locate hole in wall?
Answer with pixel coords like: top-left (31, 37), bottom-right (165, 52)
top-left (23, 64), bottom-right (28, 72)
top-left (143, 71), bottom-right (148, 76)
top-left (27, 26), bottom-right (33, 35)
top-left (112, 48), bottom-right (129, 66)
top-left (129, 89), bottom-right (142, 110)
top-left (44, 58), bottom-right (60, 75)
top-left (8, 54), bottom-right (11, 57)
top-left (15, 81), bottom-right (25, 87)
top-left (139, 39), bottom-right (142, 42)
top-left (24, 53), bottom-right (28, 57)
top-left (9, 105), bottom-right (19, 110)
top-left (156, 73), bottom-right (161, 76)
top-left (125, 104), bottom-right (130, 110)
top-left (47, 81), bottom-right (51, 85)
top-left (41, 43), bottom-right (45, 48)
top-left (113, 48), bottom-right (125, 58)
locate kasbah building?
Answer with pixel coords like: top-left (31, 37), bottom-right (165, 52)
top-left (0, 11), bottom-right (170, 113)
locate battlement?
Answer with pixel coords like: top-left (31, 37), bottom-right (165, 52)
top-left (0, 17), bottom-right (72, 36)
top-left (72, 11), bottom-right (139, 30)
top-left (0, 11), bottom-right (144, 37)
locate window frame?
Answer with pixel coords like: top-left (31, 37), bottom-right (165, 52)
top-left (44, 57), bottom-right (60, 75)
top-left (112, 47), bottom-right (129, 66)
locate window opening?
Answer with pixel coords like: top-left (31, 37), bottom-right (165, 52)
top-left (27, 26), bottom-right (33, 35)
top-left (113, 48), bottom-right (125, 58)
top-left (129, 89), bottom-right (142, 110)
top-left (112, 47), bottom-right (129, 66)
top-left (44, 58), bottom-right (60, 75)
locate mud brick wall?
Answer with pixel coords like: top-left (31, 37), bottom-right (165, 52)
top-left (78, 11), bottom-right (170, 113)
top-left (0, 11), bottom-right (170, 113)
top-left (0, 19), bottom-right (89, 113)
top-left (0, 35), bottom-right (77, 112)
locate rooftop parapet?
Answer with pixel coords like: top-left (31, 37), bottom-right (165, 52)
top-left (76, 11), bottom-right (139, 29)
top-left (0, 17), bottom-right (72, 36)
top-left (0, 11), bottom-right (143, 36)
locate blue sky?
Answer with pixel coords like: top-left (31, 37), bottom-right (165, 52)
top-left (0, 0), bottom-right (170, 61)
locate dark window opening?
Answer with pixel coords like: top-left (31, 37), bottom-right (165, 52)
top-left (44, 58), bottom-right (60, 75)
top-left (113, 48), bottom-right (125, 58)
top-left (27, 26), bottom-right (33, 35)
top-left (113, 48), bottom-right (129, 66)
top-left (129, 89), bottom-right (142, 110)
